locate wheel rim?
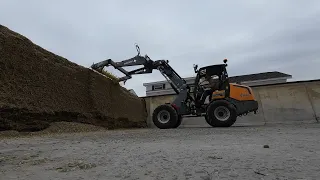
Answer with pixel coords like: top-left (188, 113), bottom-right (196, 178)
top-left (214, 106), bottom-right (230, 121)
top-left (157, 110), bottom-right (170, 124)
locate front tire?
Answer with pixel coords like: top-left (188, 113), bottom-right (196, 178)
top-left (152, 104), bottom-right (179, 129)
top-left (206, 100), bottom-right (237, 127)
top-left (173, 115), bottom-right (183, 128)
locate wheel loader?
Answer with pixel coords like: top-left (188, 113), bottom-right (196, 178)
top-left (91, 45), bottom-right (258, 129)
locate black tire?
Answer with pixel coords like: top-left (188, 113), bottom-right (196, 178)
top-left (152, 104), bottom-right (179, 129)
top-left (205, 100), bottom-right (237, 127)
top-left (204, 114), bottom-right (209, 122)
top-left (173, 115), bottom-right (183, 128)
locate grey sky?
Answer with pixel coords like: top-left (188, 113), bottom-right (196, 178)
top-left (1, 0), bottom-right (320, 96)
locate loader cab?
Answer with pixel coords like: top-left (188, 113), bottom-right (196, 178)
top-left (193, 59), bottom-right (230, 103)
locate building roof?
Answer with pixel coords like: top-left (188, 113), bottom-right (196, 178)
top-left (143, 71), bottom-right (292, 86)
top-left (141, 79), bottom-right (320, 98)
top-left (228, 71), bottom-right (292, 83)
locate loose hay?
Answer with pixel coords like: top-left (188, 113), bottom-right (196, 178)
top-left (42, 121), bottom-right (107, 133)
top-left (100, 69), bottom-right (120, 83)
top-left (0, 122), bottom-right (107, 138)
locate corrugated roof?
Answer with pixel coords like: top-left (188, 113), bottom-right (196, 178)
top-left (229, 71), bottom-right (292, 83)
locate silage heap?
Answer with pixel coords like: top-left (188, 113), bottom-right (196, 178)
top-left (0, 25), bottom-right (147, 131)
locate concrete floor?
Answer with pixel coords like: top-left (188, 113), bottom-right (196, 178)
top-left (1, 123), bottom-right (320, 180)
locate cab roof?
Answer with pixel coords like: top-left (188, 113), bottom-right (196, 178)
top-left (197, 64), bottom-right (227, 77)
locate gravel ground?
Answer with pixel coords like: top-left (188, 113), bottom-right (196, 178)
top-left (1, 123), bottom-right (320, 180)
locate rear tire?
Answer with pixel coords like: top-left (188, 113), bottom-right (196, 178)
top-left (152, 104), bottom-right (179, 129)
top-left (206, 100), bottom-right (237, 127)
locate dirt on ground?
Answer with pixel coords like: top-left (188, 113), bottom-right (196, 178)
top-left (0, 121), bottom-right (107, 138)
top-left (0, 24), bottom-right (147, 132)
top-left (1, 123), bottom-right (319, 180)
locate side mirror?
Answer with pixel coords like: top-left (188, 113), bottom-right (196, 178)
top-left (193, 64), bottom-right (198, 73)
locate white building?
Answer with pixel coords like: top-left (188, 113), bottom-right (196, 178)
top-left (143, 71), bottom-right (292, 97)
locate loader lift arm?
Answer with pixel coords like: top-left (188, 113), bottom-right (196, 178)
top-left (91, 45), bottom-right (190, 95)
top-left (90, 54), bottom-right (154, 82)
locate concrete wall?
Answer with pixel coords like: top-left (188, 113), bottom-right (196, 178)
top-left (143, 80), bottom-right (320, 128)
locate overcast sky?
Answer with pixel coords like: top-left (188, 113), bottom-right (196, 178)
top-left (1, 0), bottom-right (320, 96)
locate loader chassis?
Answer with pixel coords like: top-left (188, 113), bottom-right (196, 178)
top-left (91, 45), bottom-right (259, 129)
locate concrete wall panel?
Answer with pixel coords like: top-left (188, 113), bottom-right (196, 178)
top-left (306, 82), bottom-right (320, 121)
top-left (257, 84), bottom-right (316, 123)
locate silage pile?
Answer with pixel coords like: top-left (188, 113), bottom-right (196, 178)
top-left (0, 25), bottom-right (147, 132)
